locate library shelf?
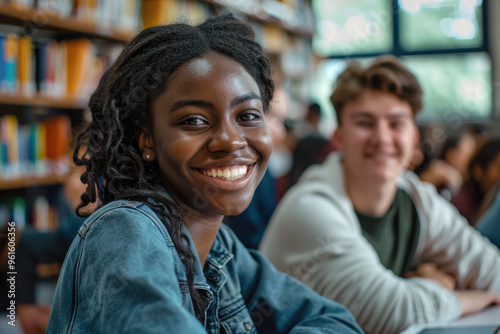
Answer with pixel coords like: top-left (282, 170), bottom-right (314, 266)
top-left (199, 0), bottom-right (314, 38)
top-left (0, 173), bottom-right (62, 190)
top-left (0, 4), bottom-right (135, 43)
top-left (0, 93), bottom-right (86, 109)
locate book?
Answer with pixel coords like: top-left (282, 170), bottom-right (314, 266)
top-left (2, 33), bottom-right (18, 94)
top-left (45, 115), bottom-right (71, 167)
top-left (18, 35), bottom-right (35, 96)
top-left (142, 0), bottom-right (177, 28)
top-left (65, 38), bottom-right (94, 99)
top-left (34, 40), bottom-right (48, 93)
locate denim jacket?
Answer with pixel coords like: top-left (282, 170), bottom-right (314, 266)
top-left (47, 199), bottom-right (363, 333)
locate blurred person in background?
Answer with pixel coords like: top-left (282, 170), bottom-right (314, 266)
top-left (451, 138), bottom-right (500, 224)
top-left (410, 128), bottom-right (463, 200)
top-left (475, 178), bottom-right (500, 248)
top-left (439, 129), bottom-right (478, 180)
top-left (293, 102), bottom-right (323, 141)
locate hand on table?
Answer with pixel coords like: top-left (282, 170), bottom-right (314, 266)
top-left (456, 290), bottom-right (500, 317)
top-left (404, 263), bottom-right (456, 290)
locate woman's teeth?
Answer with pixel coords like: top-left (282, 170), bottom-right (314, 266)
top-left (202, 166), bottom-right (248, 181)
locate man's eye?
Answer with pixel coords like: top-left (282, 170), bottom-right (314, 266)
top-left (391, 121), bottom-right (405, 128)
top-left (356, 121), bottom-right (373, 127)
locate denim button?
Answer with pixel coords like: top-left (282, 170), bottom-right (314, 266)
top-left (244, 322), bottom-right (252, 331)
top-left (206, 273), bottom-right (219, 283)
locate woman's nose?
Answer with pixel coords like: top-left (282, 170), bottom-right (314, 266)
top-left (207, 121), bottom-right (247, 153)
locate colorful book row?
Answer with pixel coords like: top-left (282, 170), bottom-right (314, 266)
top-left (2, 0), bottom-right (142, 32)
top-left (0, 193), bottom-right (67, 231)
top-left (0, 114), bottom-right (71, 180)
top-left (0, 34), bottom-right (115, 99)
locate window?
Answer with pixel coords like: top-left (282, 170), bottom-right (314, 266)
top-left (311, 0), bottom-right (491, 125)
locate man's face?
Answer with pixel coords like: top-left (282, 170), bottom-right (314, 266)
top-left (333, 89), bottom-right (418, 184)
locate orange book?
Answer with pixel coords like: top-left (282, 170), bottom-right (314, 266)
top-left (142, 0), bottom-right (177, 29)
top-left (65, 39), bottom-right (94, 99)
top-left (44, 115), bottom-right (71, 163)
top-left (18, 35), bottom-right (34, 95)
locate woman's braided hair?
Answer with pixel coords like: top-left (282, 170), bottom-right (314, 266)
top-left (74, 14), bottom-right (275, 321)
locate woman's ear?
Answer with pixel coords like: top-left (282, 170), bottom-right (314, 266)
top-left (136, 126), bottom-right (156, 162)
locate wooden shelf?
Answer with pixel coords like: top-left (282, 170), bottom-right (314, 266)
top-left (0, 93), bottom-right (86, 109)
top-left (0, 4), bottom-right (136, 42)
top-left (0, 173), bottom-right (63, 190)
top-left (201, 0), bottom-right (314, 38)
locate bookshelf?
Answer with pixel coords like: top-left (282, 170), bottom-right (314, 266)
top-left (0, 93), bottom-right (85, 109)
top-left (0, 0), bottom-right (317, 230)
top-left (0, 173), bottom-right (62, 190)
top-left (0, 4), bottom-right (136, 43)
top-left (198, 0), bottom-right (315, 38)
top-left (0, 1), bottom-right (141, 232)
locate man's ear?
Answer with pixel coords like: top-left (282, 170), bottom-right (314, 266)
top-left (412, 124), bottom-right (420, 147)
top-left (332, 127), bottom-right (343, 151)
top-left (136, 126), bottom-right (156, 162)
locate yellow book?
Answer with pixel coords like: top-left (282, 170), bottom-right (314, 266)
top-left (262, 25), bottom-right (286, 53)
top-left (142, 0), bottom-right (177, 29)
top-left (36, 121), bottom-right (47, 175)
top-left (4, 115), bottom-right (20, 178)
top-left (18, 35), bottom-right (34, 96)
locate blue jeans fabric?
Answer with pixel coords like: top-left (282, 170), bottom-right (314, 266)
top-left (47, 199), bottom-right (363, 333)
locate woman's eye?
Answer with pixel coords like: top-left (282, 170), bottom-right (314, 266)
top-left (238, 112), bottom-right (261, 122)
top-left (182, 118), bottom-right (207, 125)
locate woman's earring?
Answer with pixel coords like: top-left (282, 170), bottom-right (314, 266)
top-left (146, 154), bottom-right (150, 159)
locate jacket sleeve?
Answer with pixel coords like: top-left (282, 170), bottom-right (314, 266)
top-left (259, 187), bottom-right (462, 334)
top-left (219, 225), bottom-right (363, 334)
top-left (50, 206), bottom-right (206, 334)
top-left (415, 180), bottom-right (500, 293)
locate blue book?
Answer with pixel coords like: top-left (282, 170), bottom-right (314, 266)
top-left (0, 35), bottom-right (4, 91)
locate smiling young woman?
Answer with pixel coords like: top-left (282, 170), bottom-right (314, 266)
top-left (45, 14), bottom-right (363, 334)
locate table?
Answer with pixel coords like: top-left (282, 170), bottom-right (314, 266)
top-left (401, 305), bottom-right (500, 334)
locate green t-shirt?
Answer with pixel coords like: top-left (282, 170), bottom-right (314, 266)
top-left (355, 188), bottom-right (420, 277)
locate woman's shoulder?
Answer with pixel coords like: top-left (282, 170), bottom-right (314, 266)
top-left (80, 200), bottom-right (175, 247)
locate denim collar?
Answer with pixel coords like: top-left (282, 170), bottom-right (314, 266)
top-left (206, 233), bottom-right (234, 269)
